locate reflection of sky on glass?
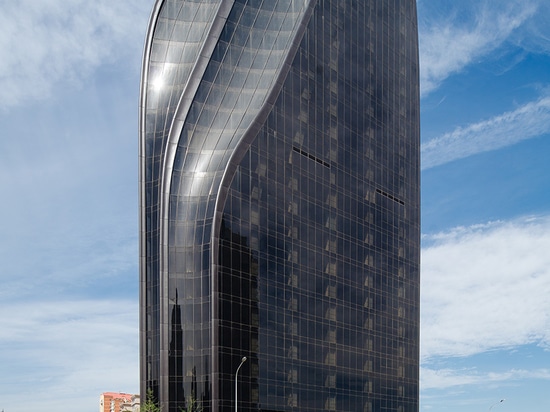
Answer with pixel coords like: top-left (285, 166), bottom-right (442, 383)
top-left (1, 1), bottom-right (550, 411)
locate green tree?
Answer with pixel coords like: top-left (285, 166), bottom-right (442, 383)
top-left (141, 388), bottom-right (161, 412)
top-left (180, 396), bottom-right (202, 412)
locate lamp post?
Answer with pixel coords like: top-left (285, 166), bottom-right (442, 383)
top-left (489, 399), bottom-right (505, 410)
top-left (235, 356), bottom-right (247, 412)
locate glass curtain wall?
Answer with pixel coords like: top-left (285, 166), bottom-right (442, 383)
top-left (140, 1), bottom-right (420, 411)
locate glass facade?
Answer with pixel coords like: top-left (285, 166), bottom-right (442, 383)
top-left (139, 1), bottom-right (420, 412)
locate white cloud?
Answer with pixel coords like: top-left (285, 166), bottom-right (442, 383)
top-left (421, 216), bottom-right (550, 360)
top-left (421, 366), bottom-right (550, 390)
top-left (419, 1), bottom-right (537, 96)
top-left (509, 2), bottom-right (550, 55)
top-left (0, 0), bottom-right (150, 109)
top-left (0, 299), bottom-right (138, 412)
top-left (0, 201), bottom-right (138, 301)
top-left (0, 49), bottom-right (139, 301)
top-left (421, 94), bottom-right (550, 169)
top-left (0, 130), bottom-right (138, 301)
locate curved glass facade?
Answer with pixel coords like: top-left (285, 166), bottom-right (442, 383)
top-left (140, 1), bottom-right (420, 412)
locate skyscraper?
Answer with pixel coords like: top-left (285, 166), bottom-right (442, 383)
top-left (139, 1), bottom-right (420, 412)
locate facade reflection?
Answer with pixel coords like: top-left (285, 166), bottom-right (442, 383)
top-left (140, 1), bottom-right (420, 411)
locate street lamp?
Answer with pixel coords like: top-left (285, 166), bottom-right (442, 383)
top-left (489, 399), bottom-right (505, 410)
top-left (235, 356), bottom-right (247, 412)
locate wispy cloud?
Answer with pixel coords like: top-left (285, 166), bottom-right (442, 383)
top-left (418, 0), bottom-right (537, 96)
top-left (0, 108), bottom-right (138, 301)
top-left (421, 366), bottom-right (550, 390)
top-left (0, 0), bottom-right (149, 109)
top-left (0, 299), bottom-right (138, 411)
top-left (509, 2), bottom-right (550, 55)
top-left (421, 215), bottom-right (550, 360)
top-left (421, 94), bottom-right (550, 169)
top-left (0, 194), bottom-right (138, 301)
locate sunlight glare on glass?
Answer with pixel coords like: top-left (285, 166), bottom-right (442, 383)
top-left (152, 76), bottom-right (164, 91)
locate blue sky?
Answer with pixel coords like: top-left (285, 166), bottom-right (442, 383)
top-left (0, 1), bottom-right (549, 411)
